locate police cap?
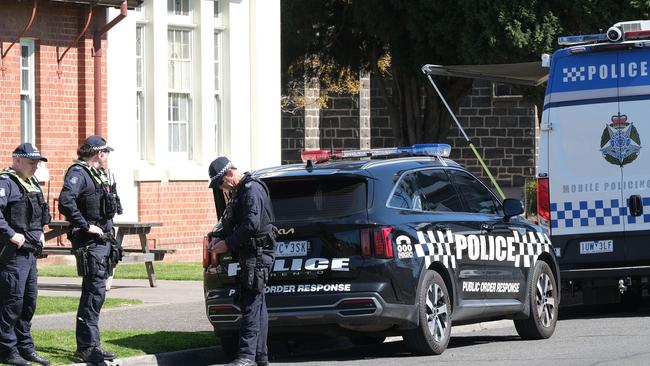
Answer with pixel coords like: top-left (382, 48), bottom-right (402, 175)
top-left (208, 156), bottom-right (234, 189)
top-left (12, 142), bottom-right (48, 162)
top-left (83, 135), bottom-right (114, 152)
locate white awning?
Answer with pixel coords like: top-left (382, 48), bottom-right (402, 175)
top-left (422, 62), bottom-right (548, 86)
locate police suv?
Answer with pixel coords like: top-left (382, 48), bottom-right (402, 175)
top-left (538, 20), bottom-right (650, 307)
top-left (204, 144), bottom-right (560, 356)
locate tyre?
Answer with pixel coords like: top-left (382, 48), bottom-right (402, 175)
top-left (514, 260), bottom-right (558, 339)
top-left (403, 270), bottom-right (451, 355)
top-left (216, 332), bottom-right (238, 360)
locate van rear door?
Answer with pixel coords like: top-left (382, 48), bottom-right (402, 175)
top-left (546, 48), bottom-right (626, 268)
top-left (617, 47), bottom-right (650, 264)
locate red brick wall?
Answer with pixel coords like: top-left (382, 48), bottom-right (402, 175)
top-left (1, 3), bottom-right (111, 263)
top-left (137, 181), bottom-right (217, 262)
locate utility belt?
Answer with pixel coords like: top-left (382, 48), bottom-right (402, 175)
top-left (72, 231), bottom-right (123, 277)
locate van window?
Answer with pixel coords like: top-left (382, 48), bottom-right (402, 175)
top-left (266, 177), bottom-right (367, 221)
top-left (389, 169), bottom-right (462, 212)
top-left (448, 170), bottom-right (499, 214)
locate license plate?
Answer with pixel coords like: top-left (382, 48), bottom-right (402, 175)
top-left (579, 240), bottom-right (614, 254)
top-left (275, 241), bottom-right (309, 257)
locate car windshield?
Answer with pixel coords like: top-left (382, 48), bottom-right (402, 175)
top-left (266, 177), bottom-right (367, 221)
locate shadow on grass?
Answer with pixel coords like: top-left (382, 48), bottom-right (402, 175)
top-left (106, 331), bottom-right (218, 355)
top-left (35, 345), bottom-right (79, 365)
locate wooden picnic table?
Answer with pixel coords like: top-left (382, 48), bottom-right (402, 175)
top-left (43, 220), bottom-right (174, 287)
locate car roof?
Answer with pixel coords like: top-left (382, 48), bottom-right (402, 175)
top-left (254, 157), bottom-right (463, 180)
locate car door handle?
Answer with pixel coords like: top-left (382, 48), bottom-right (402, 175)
top-left (628, 195), bottom-right (643, 217)
top-left (481, 224), bottom-right (493, 233)
top-left (434, 224), bottom-right (450, 232)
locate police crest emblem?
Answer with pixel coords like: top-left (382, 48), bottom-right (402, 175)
top-left (599, 113), bottom-right (642, 166)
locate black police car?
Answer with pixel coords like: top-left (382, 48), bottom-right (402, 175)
top-left (203, 144), bottom-right (560, 356)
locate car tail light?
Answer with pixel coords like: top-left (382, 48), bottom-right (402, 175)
top-left (202, 236), bottom-right (218, 268)
top-left (537, 177), bottom-right (550, 226)
top-left (360, 228), bottom-right (371, 258)
top-left (374, 226), bottom-right (393, 259)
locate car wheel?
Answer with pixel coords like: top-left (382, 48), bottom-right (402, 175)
top-left (514, 260), bottom-right (558, 339)
top-left (216, 332), bottom-right (238, 360)
top-left (403, 270), bottom-right (451, 355)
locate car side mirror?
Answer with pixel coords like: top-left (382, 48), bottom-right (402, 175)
top-left (503, 198), bottom-right (524, 220)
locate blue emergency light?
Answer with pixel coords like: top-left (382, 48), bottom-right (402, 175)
top-left (300, 143), bottom-right (451, 163)
top-left (557, 33), bottom-right (608, 46)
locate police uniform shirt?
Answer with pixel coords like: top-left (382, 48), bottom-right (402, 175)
top-left (58, 162), bottom-right (113, 232)
top-left (225, 174), bottom-right (273, 251)
top-left (0, 170), bottom-right (44, 245)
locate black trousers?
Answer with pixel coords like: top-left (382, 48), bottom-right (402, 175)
top-left (76, 242), bottom-right (109, 349)
top-left (0, 251), bottom-right (37, 357)
top-left (238, 285), bottom-right (269, 362)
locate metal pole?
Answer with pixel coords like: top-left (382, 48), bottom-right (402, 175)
top-left (425, 74), bottom-right (506, 199)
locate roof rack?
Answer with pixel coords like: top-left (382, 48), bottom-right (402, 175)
top-left (558, 20), bottom-right (650, 46)
top-left (300, 143), bottom-right (452, 164)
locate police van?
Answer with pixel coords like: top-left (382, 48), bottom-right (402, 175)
top-left (538, 20), bottom-right (650, 306)
top-left (204, 144), bottom-right (560, 357)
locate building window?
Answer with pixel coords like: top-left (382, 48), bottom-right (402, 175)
top-left (168, 0), bottom-right (190, 16)
top-left (214, 0), bottom-right (221, 20)
top-left (20, 40), bottom-right (35, 144)
top-left (214, 31), bottom-right (223, 153)
top-left (136, 24), bottom-right (146, 159)
top-left (493, 82), bottom-right (523, 99)
top-left (168, 28), bottom-right (192, 156)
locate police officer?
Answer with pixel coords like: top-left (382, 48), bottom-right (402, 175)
top-left (208, 157), bottom-right (276, 366)
top-left (58, 135), bottom-right (122, 363)
top-left (0, 143), bottom-right (51, 366)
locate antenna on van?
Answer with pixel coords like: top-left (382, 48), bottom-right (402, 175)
top-left (421, 70), bottom-right (506, 200)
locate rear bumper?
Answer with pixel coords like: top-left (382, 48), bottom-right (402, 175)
top-left (205, 289), bottom-right (418, 334)
top-left (561, 265), bottom-right (650, 280)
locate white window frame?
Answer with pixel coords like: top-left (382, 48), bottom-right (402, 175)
top-left (214, 0), bottom-right (227, 155)
top-left (136, 24), bottom-right (147, 159)
top-left (167, 27), bottom-right (193, 159)
top-left (167, 0), bottom-right (193, 24)
top-left (20, 39), bottom-right (35, 144)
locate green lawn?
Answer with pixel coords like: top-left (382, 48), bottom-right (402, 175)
top-left (38, 262), bottom-right (203, 281)
top-left (32, 330), bottom-right (217, 365)
top-left (36, 296), bottom-right (142, 316)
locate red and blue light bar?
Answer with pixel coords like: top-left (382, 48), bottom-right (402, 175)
top-left (300, 143), bottom-right (452, 163)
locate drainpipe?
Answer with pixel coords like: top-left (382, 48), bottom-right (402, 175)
top-left (93, 1), bottom-right (128, 135)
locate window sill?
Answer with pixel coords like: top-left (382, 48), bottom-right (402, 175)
top-left (134, 160), bottom-right (208, 183)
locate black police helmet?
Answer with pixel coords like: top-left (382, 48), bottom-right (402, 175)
top-left (12, 142), bottom-right (48, 162)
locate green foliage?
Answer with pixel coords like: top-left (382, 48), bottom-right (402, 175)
top-left (282, 0), bottom-right (650, 145)
top-left (32, 330), bottom-right (216, 365)
top-left (35, 296), bottom-right (142, 316)
top-left (524, 179), bottom-right (538, 218)
top-left (38, 262), bottom-right (203, 281)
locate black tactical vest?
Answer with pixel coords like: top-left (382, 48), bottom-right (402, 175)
top-left (66, 163), bottom-right (119, 221)
top-left (2, 170), bottom-right (51, 231)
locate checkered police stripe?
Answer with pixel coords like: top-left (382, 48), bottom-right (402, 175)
top-left (550, 198), bottom-right (650, 228)
top-left (414, 230), bottom-right (457, 269)
top-left (562, 66), bottom-right (586, 82)
top-left (413, 230), bottom-right (551, 269)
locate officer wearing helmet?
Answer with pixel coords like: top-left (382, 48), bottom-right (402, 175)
top-left (0, 143), bottom-right (51, 366)
top-left (208, 157), bottom-right (277, 366)
top-left (58, 135), bottom-right (123, 363)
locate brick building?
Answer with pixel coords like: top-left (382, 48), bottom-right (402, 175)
top-left (282, 76), bottom-right (540, 192)
top-left (1, 0), bottom-right (282, 262)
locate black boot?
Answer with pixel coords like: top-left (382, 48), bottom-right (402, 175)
top-left (0, 350), bottom-right (31, 366)
top-left (20, 351), bottom-right (50, 366)
top-left (95, 346), bottom-right (116, 360)
top-left (74, 347), bottom-right (104, 363)
top-left (227, 357), bottom-right (256, 366)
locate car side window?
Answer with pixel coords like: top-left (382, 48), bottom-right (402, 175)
top-left (448, 169), bottom-right (499, 214)
top-left (389, 169), bottom-right (463, 212)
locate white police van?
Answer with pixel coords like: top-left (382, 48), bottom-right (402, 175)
top-left (538, 20), bottom-right (650, 306)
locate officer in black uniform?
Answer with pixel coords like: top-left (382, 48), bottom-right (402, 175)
top-left (208, 157), bottom-right (276, 366)
top-left (0, 143), bottom-right (51, 366)
top-left (58, 135), bottom-right (122, 363)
